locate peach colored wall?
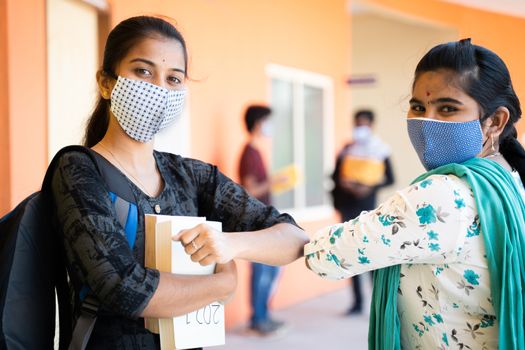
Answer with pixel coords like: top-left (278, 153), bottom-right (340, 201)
top-left (47, 0), bottom-right (99, 159)
top-left (2, 0), bottom-right (48, 212)
top-left (366, 0), bottom-right (525, 135)
top-left (0, 0), bottom-right (351, 328)
top-left (108, 0), bottom-right (351, 327)
top-left (0, 0), bottom-right (10, 215)
top-left (351, 14), bottom-right (458, 203)
top-left (108, 0), bottom-right (351, 178)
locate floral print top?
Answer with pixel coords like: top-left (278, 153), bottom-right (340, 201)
top-left (305, 174), bottom-right (501, 350)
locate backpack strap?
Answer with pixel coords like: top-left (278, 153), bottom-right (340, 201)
top-left (87, 149), bottom-right (135, 203)
top-left (43, 146), bottom-right (138, 350)
top-left (67, 295), bottom-right (98, 350)
top-left (89, 150), bottom-right (138, 249)
top-left (43, 145), bottom-right (136, 203)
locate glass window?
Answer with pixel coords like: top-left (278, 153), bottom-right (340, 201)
top-left (267, 65), bottom-right (334, 218)
top-left (270, 78), bottom-right (295, 209)
top-left (303, 85), bottom-right (326, 207)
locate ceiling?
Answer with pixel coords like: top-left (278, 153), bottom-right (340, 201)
top-left (442, 0), bottom-right (525, 18)
top-left (350, 0), bottom-right (525, 19)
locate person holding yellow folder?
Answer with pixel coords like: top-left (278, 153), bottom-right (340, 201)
top-left (331, 110), bottom-right (395, 315)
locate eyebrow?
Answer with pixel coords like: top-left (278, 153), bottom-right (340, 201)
top-left (129, 58), bottom-right (185, 74)
top-left (409, 97), bottom-right (464, 105)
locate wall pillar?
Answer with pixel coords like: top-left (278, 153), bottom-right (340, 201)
top-left (0, 0), bottom-right (48, 215)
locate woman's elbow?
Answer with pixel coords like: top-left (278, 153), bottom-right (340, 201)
top-left (90, 270), bottom-right (159, 318)
top-left (280, 224), bottom-right (309, 264)
top-left (95, 287), bottom-right (149, 319)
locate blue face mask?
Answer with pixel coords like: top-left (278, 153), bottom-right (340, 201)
top-left (407, 118), bottom-right (483, 171)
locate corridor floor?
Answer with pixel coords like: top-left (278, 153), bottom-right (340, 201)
top-left (221, 288), bottom-right (369, 350)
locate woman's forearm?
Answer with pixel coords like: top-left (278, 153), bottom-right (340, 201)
top-left (141, 270), bottom-right (234, 318)
top-left (228, 223), bottom-right (308, 265)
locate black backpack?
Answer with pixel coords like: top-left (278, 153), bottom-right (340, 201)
top-left (0, 146), bottom-right (137, 350)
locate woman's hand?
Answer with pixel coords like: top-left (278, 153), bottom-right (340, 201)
top-left (175, 223), bottom-right (306, 266)
top-left (173, 223), bottom-right (237, 265)
top-left (214, 261), bottom-right (237, 304)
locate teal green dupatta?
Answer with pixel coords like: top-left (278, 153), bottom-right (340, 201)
top-left (368, 158), bottom-right (525, 349)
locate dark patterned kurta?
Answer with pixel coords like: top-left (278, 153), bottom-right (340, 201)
top-left (51, 150), bottom-right (296, 349)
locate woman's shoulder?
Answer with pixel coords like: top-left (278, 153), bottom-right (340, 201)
top-left (154, 151), bottom-right (218, 179)
top-left (418, 174), bottom-right (470, 189)
top-left (396, 173), bottom-right (473, 207)
top-left (49, 149), bottom-right (108, 200)
top-left (414, 173), bottom-right (466, 185)
top-left (406, 173), bottom-right (470, 192)
top-left (52, 148), bottom-right (99, 172)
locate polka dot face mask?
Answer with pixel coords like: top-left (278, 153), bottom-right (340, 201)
top-left (407, 118), bottom-right (483, 170)
top-left (110, 76), bottom-right (186, 143)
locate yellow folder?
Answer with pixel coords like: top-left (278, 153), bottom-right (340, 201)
top-left (271, 164), bottom-right (301, 195)
top-left (340, 156), bottom-right (385, 186)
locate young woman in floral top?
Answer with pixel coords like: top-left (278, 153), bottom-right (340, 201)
top-left (305, 39), bottom-right (525, 349)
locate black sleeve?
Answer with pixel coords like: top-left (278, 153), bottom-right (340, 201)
top-left (331, 152), bottom-right (344, 186)
top-left (330, 147), bottom-right (348, 210)
top-left (377, 156), bottom-right (395, 189)
top-left (190, 159), bottom-right (298, 232)
top-left (51, 151), bottom-right (159, 318)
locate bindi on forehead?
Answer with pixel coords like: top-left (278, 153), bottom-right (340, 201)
top-left (426, 91), bottom-right (431, 97)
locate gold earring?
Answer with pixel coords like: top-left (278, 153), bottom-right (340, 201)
top-left (491, 135), bottom-right (496, 152)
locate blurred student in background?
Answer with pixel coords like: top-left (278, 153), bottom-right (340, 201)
top-left (330, 110), bottom-right (395, 315)
top-left (238, 105), bottom-right (287, 336)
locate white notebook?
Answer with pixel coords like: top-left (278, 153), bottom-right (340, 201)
top-left (144, 214), bottom-right (225, 350)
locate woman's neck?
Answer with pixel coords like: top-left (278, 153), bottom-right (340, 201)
top-left (481, 151), bottom-right (512, 171)
top-left (94, 117), bottom-right (156, 171)
top-left (479, 141), bottom-right (512, 171)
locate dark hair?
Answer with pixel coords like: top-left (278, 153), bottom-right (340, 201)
top-left (354, 109), bottom-right (374, 123)
top-left (415, 38), bottom-right (525, 184)
top-left (83, 16), bottom-right (188, 147)
top-left (244, 105), bottom-right (271, 133)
